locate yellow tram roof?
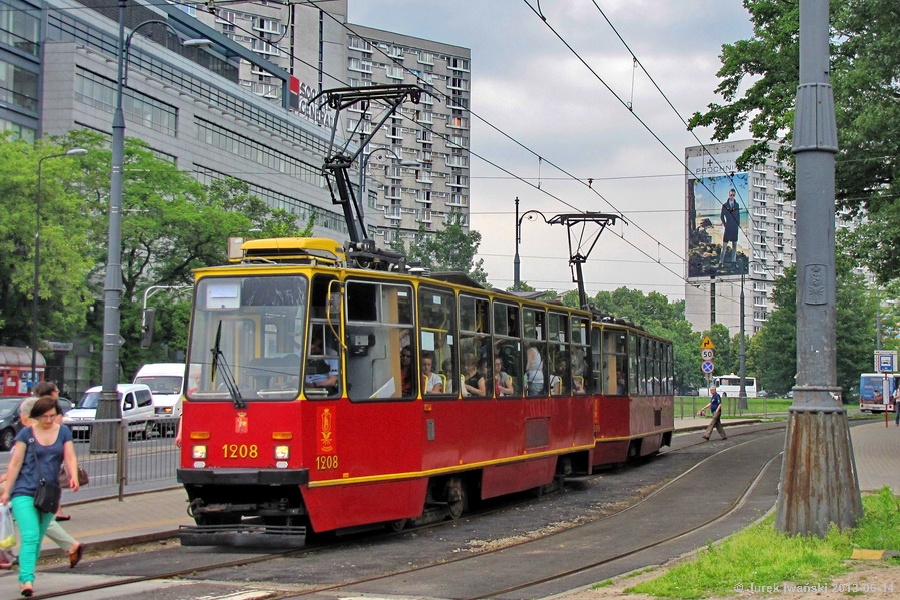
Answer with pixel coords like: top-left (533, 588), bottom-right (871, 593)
top-left (232, 237), bottom-right (346, 265)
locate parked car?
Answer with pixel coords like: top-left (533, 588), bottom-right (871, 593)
top-left (0, 396), bottom-right (25, 451)
top-left (133, 363), bottom-right (184, 436)
top-left (63, 384), bottom-right (156, 440)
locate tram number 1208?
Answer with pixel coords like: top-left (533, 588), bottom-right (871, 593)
top-left (223, 444), bottom-right (259, 459)
top-left (316, 455), bottom-right (339, 470)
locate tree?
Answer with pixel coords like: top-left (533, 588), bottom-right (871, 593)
top-left (0, 137), bottom-right (94, 347)
top-left (688, 0), bottom-right (900, 282)
top-left (391, 215), bottom-right (490, 286)
top-left (48, 130), bottom-right (317, 380)
top-left (752, 261), bottom-right (875, 398)
top-left (587, 287), bottom-right (703, 392)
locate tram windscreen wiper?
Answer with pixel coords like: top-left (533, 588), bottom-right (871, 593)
top-left (210, 320), bottom-right (246, 409)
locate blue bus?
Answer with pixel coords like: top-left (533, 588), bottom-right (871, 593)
top-left (859, 373), bottom-right (898, 413)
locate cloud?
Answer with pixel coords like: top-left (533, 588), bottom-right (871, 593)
top-left (348, 1), bottom-right (753, 299)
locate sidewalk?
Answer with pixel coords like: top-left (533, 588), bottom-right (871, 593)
top-left (39, 418), bottom-right (900, 558)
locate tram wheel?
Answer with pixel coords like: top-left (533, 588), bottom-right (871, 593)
top-left (445, 477), bottom-right (467, 520)
top-left (387, 518), bottom-right (408, 532)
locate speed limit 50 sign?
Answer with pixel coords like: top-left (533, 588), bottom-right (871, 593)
top-left (701, 348), bottom-right (714, 361)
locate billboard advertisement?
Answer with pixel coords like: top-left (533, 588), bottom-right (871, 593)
top-left (686, 153), bottom-right (749, 279)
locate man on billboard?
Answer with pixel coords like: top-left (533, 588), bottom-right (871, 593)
top-left (718, 188), bottom-right (740, 266)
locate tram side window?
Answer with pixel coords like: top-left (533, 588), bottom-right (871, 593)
top-left (667, 344), bottom-right (675, 394)
top-left (523, 308), bottom-right (547, 396)
top-left (304, 320), bottom-right (340, 397)
top-left (459, 294), bottom-right (491, 398)
top-left (637, 336), bottom-right (648, 395)
top-left (653, 340), bottom-right (663, 395)
top-left (548, 312), bottom-right (569, 396)
top-left (628, 333), bottom-right (639, 396)
top-left (344, 280), bottom-right (415, 401)
top-left (603, 329), bottom-right (628, 395)
top-left (571, 317), bottom-right (589, 394)
top-left (592, 327), bottom-right (603, 395)
top-left (493, 301), bottom-right (522, 397)
top-left (419, 286), bottom-right (456, 396)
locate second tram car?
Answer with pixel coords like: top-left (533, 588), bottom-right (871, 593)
top-left (177, 238), bottom-right (674, 543)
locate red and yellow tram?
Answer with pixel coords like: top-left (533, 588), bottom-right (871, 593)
top-left (177, 237), bottom-right (674, 544)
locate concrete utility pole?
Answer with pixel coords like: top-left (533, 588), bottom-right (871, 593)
top-left (775, 0), bottom-right (862, 536)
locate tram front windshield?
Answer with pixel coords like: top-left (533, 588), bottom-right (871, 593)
top-left (187, 275), bottom-right (308, 402)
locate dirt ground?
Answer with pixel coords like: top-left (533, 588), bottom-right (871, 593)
top-left (554, 559), bottom-right (900, 599)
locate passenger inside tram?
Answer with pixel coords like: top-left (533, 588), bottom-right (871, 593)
top-left (421, 352), bottom-right (444, 394)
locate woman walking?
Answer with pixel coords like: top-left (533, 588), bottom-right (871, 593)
top-left (1, 396), bottom-right (79, 596)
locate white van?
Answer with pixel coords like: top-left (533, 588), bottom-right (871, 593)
top-left (63, 383), bottom-right (156, 439)
top-left (133, 363), bottom-right (184, 434)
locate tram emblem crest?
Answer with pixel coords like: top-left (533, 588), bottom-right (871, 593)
top-left (318, 407), bottom-right (335, 453)
top-left (235, 412), bottom-right (248, 434)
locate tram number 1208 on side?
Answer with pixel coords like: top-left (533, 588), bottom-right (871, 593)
top-left (316, 455), bottom-right (339, 470)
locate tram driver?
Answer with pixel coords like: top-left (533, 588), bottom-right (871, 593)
top-left (305, 332), bottom-right (339, 394)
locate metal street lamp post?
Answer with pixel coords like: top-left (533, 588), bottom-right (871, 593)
top-left (98, 0), bottom-right (210, 450)
top-left (31, 148), bottom-right (87, 390)
top-left (513, 197), bottom-right (550, 291)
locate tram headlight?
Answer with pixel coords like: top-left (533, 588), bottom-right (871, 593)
top-left (192, 445), bottom-right (208, 460)
top-left (274, 445), bottom-right (290, 460)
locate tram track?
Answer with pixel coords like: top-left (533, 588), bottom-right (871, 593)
top-left (278, 429), bottom-right (786, 600)
top-left (20, 421), bottom-right (794, 599)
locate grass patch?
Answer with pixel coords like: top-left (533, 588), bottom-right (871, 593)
top-left (626, 487), bottom-right (900, 599)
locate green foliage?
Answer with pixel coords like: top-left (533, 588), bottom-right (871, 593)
top-left (589, 288), bottom-right (703, 391)
top-left (0, 132), bottom-right (316, 381)
top-left (392, 215), bottom-right (490, 287)
top-left (753, 261), bottom-right (876, 398)
top-left (628, 488), bottom-right (900, 599)
top-left (852, 487), bottom-right (900, 551)
top-left (0, 137), bottom-right (95, 347)
top-left (689, 0), bottom-right (900, 282)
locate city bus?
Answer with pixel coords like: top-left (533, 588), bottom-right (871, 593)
top-left (859, 373), bottom-right (898, 413)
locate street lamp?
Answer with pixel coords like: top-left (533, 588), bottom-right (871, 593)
top-left (357, 146), bottom-right (419, 234)
top-left (513, 196), bottom-right (550, 291)
top-left (31, 148), bottom-right (87, 389)
top-left (101, 0), bottom-right (211, 417)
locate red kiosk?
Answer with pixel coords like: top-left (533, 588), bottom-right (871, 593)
top-left (0, 347), bottom-right (45, 396)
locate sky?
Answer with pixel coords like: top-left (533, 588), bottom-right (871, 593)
top-left (348, 1), bottom-right (755, 302)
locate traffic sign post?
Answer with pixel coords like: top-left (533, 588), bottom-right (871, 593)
top-left (874, 350), bottom-right (897, 373)
top-left (700, 337), bottom-right (716, 375)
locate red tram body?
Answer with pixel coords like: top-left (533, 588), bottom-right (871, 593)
top-left (177, 238), bottom-right (674, 543)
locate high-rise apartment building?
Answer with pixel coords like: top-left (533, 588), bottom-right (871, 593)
top-left (193, 1), bottom-right (473, 243)
top-left (342, 24), bottom-right (471, 244)
top-left (684, 140), bottom-right (795, 337)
